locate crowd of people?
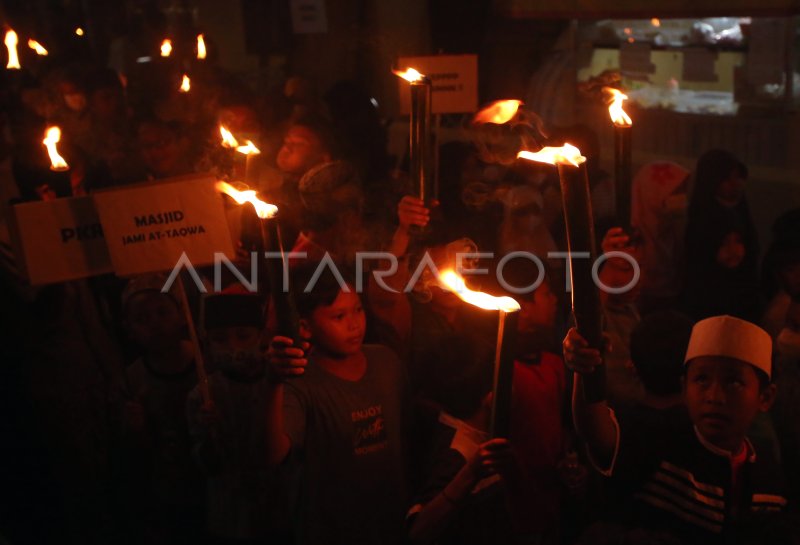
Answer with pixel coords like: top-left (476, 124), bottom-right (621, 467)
top-left (1, 21), bottom-right (800, 545)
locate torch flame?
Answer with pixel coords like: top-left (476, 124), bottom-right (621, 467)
top-left (5, 30), bottom-right (20, 69)
top-left (43, 126), bottom-right (69, 171)
top-left (473, 100), bottom-right (522, 125)
top-left (393, 67), bottom-right (425, 83)
top-left (160, 39), bottom-right (172, 57)
top-left (219, 126), bottom-right (239, 148)
top-left (517, 144), bottom-right (586, 168)
top-left (28, 39), bottom-right (48, 56)
top-left (179, 74), bottom-right (190, 92)
top-left (236, 140), bottom-right (261, 155)
top-left (235, 140), bottom-right (260, 155)
top-left (604, 87), bottom-right (632, 127)
top-left (197, 34), bottom-right (206, 59)
top-left (437, 269), bottom-right (520, 312)
top-left (215, 181), bottom-right (277, 219)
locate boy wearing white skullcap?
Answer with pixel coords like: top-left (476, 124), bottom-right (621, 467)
top-left (563, 315), bottom-right (788, 543)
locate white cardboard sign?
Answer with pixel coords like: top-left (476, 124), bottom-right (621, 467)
top-left (93, 174), bottom-right (235, 277)
top-left (10, 195), bottom-right (113, 285)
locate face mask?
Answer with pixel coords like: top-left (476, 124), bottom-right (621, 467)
top-left (64, 93), bottom-right (87, 112)
top-left (211, 346), bottom-right (265, 378)
top-left (777, 327), bottom-right (800, 361)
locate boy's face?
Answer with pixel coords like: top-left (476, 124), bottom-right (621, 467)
top-left (518, 280), bottom-right (557, 332)
top-left (276, 125), bottom-right (329, 176)
top-left (304, 290), bottom-right (366, 357)
top-left (684, 356), bottom-right (775, 451)
top-left (207, 326), bottom-right (264, 377)
top-left (126, 292), bottom-right (184, 352)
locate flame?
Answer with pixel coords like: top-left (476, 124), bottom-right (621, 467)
top-left (215, 181), bottom-right (277, 219)
top-left (517, 144), bottom-right (586, 167)
top-left (160, 39), bottom-right (172, 57)
top-left (196, 34), bottom-right (206, 59)
top-left (473, 100), bottom-right (522, 125)
top-left (651, 18), bottom-right (661, 27)
top-left (219, 126), bottom-right (239, 148)
top-left (28, 39), bottom-right (48, 55)
top-left (604, 87), bottom-right (632, 127)
top-left (43, 126), bottom-right (69, 171)
top-left (5, 30), bottom-right (20, 69)
top-left (75, 27), bottom-right (84, 36)
top-left (437, 269), bottom-right (520, 312)
top-left (393, 67), bottom-right (425, 83)
top-left (179, 74), bottom-right (190, 92)
top-left (235, 140), bottom-right (260, 155)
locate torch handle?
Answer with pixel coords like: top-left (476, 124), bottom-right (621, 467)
top-left (260, 218), bottom-right (302, 346)
top-left (409, 78), bottom-right (434, 237)
top-left (491, 310), bottom-right (518, 439)
top-left (614, 125), bottom-right (633, 233)
top-left (558, 164), bottom-right (606, 403)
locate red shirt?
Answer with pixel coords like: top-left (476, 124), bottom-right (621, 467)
top-left (510, 351), bottom-right (567, 532)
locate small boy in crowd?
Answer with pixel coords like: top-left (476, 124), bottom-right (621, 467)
top-left (118, 274), bottom-right (204, 545)
top-left (565, 315), bottom-right (787, 544)
top-left (406, 338), bottom-right (518, 545)
top-left (265, 262), bottom-right (410, 545)
top-left (187, 291), bottom-right (290, 544)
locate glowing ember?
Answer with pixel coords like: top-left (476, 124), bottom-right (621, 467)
top-left (393, 67), bottom-right (425, 83)
top-left (5, 30), bottom-right (20, 69)
top-left (438, 269), bottom-right (520, 312)
top-left (197, 34), bottom-right (206, 59)
top-left (160, 39), bottom-right (172, 57)
top-left (604, 87), bottom-right (632, 127)
top-left (473, 100), bottom-right (522, 125)
top-left (219, 126), bottom-right (239, 148)
top-left (215, 181), bottom-right (277, 219)
top-left (517, 144), bottom-right (586, 168)
top-left (235, 140), bottom-right (260, 155)
top-left (179, 74), bottom-right (191, 92)
top-left (43, 126), bottom-right (69, 171)
top-left (75, 27), bottom-right (84, 36)
top-left (28, 39), bottom-right (48, 56)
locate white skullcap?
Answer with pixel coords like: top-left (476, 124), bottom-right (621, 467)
top-left (684, 315), bottom-right (772, 378)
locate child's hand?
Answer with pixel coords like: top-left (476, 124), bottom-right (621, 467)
top-left (601, 227), bottom-right (630, 254)
top-left (466, 438), bottom-right (515, 481)
top-left (267, 336), bottom-right (310, 380)
top-left (562, 328), bottom-right (603, 375)
top-left (398, 196), bottom-right (429, 232)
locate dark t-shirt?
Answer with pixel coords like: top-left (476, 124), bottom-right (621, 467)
top-left (283, 344), bottom-right (409, 545)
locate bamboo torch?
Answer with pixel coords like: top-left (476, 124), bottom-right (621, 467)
top-left (215, 182), bottom-right (301, 345)
top-left (394, 68), bottom-right (433, 220)
top-left (518, 144), bottom-right (606, 402)
top-left (437, 269), bottom-right (521, 438)
top-left (604, 88), bottom-right (633, 231)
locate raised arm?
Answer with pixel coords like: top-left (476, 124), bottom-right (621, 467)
top-left (563, 328), bottom-right (618, 471)
top-left (265, 336), bottom-right (308, 467)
